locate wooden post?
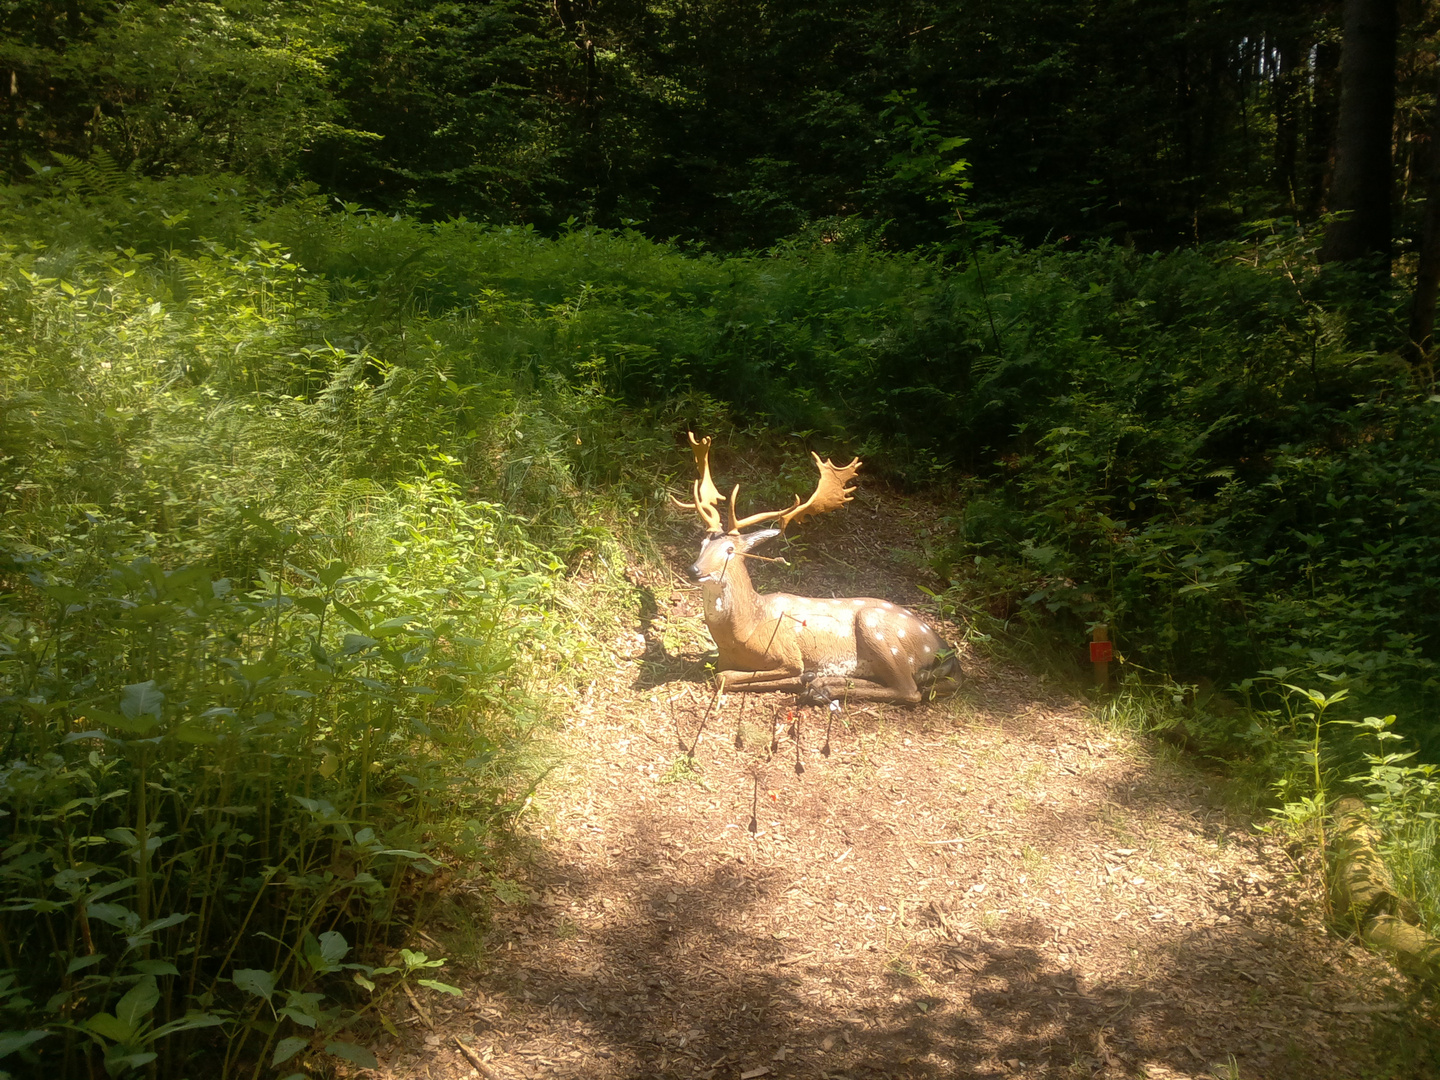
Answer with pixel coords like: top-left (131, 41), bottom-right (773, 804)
top-left (1090, 624), bottom-right (1112, 688)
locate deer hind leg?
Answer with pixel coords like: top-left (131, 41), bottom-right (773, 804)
top-left (802, 677), bottom-right (922, 705)
top-left (801, 628), bottom-right (924, 706)
top-left (915, 649), bottom-right (963, 700)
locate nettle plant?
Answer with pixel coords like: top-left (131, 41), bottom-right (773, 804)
top-left (0, 498), bottom-right (554, 1077)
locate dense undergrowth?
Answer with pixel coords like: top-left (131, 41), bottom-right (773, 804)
top-left (2, 167), bottom-right (1438, 1076)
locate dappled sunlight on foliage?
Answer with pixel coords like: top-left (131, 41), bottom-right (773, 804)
top-left (2, 159), bottom-right (1439, 1074)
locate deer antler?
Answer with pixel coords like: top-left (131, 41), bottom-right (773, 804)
top-left (728, 451), bottom-right (862, 532)
top-left (670, 432), bottom-right (726, 533)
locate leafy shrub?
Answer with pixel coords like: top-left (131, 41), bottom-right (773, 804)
top-left (0, 175), bottom-right (594, 1076)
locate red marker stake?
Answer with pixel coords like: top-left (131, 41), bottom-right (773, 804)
top-left (1090, 624), bottom-right (1112, 689)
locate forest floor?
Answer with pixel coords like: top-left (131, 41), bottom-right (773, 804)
top-left (371, 493), bottom-right (1434, 1080)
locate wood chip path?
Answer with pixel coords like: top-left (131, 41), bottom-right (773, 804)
top-left (371, 501), bottom-right (1435, 1080)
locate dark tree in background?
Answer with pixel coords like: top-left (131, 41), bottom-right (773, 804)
top-left (3, 0), bottom-right (1440, 306)
top-left (1409, 67), bottom-right (1440, 356)
top-left (1320, 0), bottom-right (1399, 268)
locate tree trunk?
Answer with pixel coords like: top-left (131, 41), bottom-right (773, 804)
top-left (1306, 36), bottom-right (1342, 218)
top-left (1408, 71), bottom-right (1440, 361)
top-left (1273, 35), bottom-right (1303, 212)
top-left (1318, 0), bottom-right (1398, 269)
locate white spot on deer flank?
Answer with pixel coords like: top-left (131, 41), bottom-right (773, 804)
top-left (897, 628), bottom-right (906, 639)
top-left (924, 645), bottom-right (932, 654)
top-left (883, 602), bottom-right (893, 608)
top-left (864, 613), bottom-right (877, 628)
top-left (890, 646), bottom-right (898, 655)
top-left (908, 656), bottom-right (915, 665)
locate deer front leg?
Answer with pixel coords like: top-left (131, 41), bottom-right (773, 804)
top-left (718, 668), bottom-right (811, 693)
top-left (711, 625), bottom-right (809, 693)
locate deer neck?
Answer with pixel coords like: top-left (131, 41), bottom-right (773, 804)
top-left (700, 555), bottom-right (764, 648)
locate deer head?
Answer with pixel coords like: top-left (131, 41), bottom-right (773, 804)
top-left (672, 434), bottom-right (960, 707)
top-left (671, 432), bottom-right (861, 578)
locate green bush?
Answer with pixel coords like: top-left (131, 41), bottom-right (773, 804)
top-left (4, 167), bottom-right (1439, 1068)
top-left (0, 173), bottom-right (602, 1077)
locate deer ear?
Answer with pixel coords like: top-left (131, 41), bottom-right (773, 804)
top-left (737, 528), bottom-right (780, 553)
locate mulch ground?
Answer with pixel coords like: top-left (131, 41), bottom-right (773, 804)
top-left (370, 490), bottom-right (1438, 1080)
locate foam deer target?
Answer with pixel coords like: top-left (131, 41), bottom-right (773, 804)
top-left (672, 433), bottom-right (962, 706)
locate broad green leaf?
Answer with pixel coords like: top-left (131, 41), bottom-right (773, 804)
top-left (149, 1012), bottom-right (224, 1040)
top-left (100, 708), bottom-right (159, 736)
top-left (66, 954), bottom-right (106, 975)
top-left (341, 633), bottom-right (378, 655)
top-left (318, 930), bottom-right (349, 966)
top-left (0, 1030), bottom-right (50, 1058)
top-left (293, 595), bottom-right (327, 617)
top-left (331, 599), bottom-right (370, 633)
top-left (240, 508), bottom-right (286, 542)
top-left (115, 976), bottom-right (159, 1030)
top-left (373, 615), bottom-right (422, 636)
top-left (84, 1012), bottom-right (133, 1043)
top-left (105, 1048), bottom-right (157, 1073)
top-left (120, 682), bottom-right (164, 721)
top-left (131, 959), bottom-right (180, 977)
top-left (85, 878), bottom-right (138, 904)
top-left (399, 949), bottom-right (435, 968)
top-left (274, 1036), bottom-right (309, 1066)
top-left (278, 990), bottom-right (324, 1028)
top-left (39, 584), bottom-right (87, 605)
top-left (232, 968), bottom-right (275, 1002)
top-left (416, 979), bottom-right (463, 997)
top-left (375, 848), bottom-right (437, 861)
top-left (317, 560), bottom-right (348, 588)
top-left (140, 912), bottom-right (190, 935)
top-left (325, 1040), bottom-right (378, 1068)
top-left (172, 722), bottom-right (218, 745)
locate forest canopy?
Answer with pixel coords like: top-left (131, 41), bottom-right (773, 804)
top-left (3, 0), bottom-right (1434, 253)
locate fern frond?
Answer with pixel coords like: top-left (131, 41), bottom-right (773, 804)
top-left (89, 147), bottom-right (125, 191)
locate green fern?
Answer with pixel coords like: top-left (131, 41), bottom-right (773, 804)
top-left (46, 147), bottom-right (127, 197)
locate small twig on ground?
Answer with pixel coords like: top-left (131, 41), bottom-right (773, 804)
top-left (403, 981), bottom-right (434, 1029)
top-left (921, 831), bottom-right (1006, 845)
top-left (822, 697), bottom-right (838, 756)
top-left (669, 689), bottom-right (686, 752)
top-left (689, 675), bottom-right (725, 757)
top-left (733, 682), bottom-right (750, 749)
top-left (453, 1035), bottom-right (507, 1080)
top-left (1334, 1001), bottom-right (1405, 1014)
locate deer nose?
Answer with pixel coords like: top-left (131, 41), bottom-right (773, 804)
top-left (687, 562), bottom-right (703, 580)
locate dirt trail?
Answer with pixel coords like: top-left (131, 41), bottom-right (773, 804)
top-left (376, 498), bottom-right (1425, 1080)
